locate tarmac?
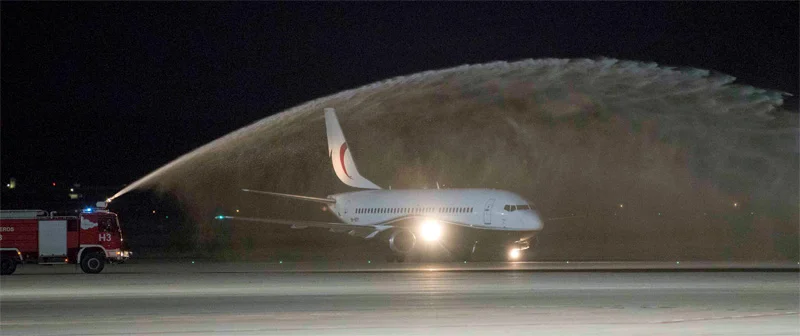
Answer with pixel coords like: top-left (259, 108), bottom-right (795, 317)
top-left (1, 261), bottom-right (798, 335)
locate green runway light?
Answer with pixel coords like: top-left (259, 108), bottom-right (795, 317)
top-left (368, 260), bottom-right (371, 264)
top-left (279, 260), bottom-right (283, 264)
top-left (215, 215), bottom-right (225, 220)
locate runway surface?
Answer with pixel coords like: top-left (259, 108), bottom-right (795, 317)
top-left (1, 262), bottom-right (798, 335)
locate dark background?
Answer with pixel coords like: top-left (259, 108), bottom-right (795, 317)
top-left (2, 3), bottom-right (797, 260)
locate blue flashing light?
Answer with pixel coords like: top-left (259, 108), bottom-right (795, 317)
top-left (215, 215), bottom-right (225, 220)
top-left (83, 207), bottom-right (93, 213)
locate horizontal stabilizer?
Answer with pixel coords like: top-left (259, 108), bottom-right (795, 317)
top-left (241, 189), bottom-right (336, 204)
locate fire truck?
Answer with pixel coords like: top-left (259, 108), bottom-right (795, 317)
top-left (0, 202), bottom-right (131, 275)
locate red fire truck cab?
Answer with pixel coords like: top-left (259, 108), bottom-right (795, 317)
top-left (0, 202), bottom-right (131, 275)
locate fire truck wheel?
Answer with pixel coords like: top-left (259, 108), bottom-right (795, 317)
top-left (1, 257), bottom-right (17, 275)
top-left (80, 252), bottom-right (106, 274)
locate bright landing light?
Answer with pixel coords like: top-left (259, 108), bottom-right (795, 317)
top-left (420, 220), bottom-right (442, 242)
top-left (508, 248), bottom-right (521, 260)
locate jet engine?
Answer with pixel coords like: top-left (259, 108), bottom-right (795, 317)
top-left (388, 229), bottom-right (416, 254)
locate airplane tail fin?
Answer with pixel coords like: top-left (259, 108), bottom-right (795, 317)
top-left (324, 108), bottom-right (381, 189)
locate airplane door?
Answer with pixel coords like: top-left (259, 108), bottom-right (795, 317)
top-left (483, 199), bottom-right (495, 225)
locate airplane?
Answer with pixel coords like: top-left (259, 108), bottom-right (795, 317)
top-left (223, 108), bottom-right (544, 262)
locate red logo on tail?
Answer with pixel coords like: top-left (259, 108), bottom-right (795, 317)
top-left (339, 143), bottom-right (352, 178)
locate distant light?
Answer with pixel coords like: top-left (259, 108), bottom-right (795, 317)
top-left (619, 204), bottom-right (624, 208)
top-left (106, 198), bottom-right (112, 203)
top-left (279, 260), bottom-right (283, 264)
top-left (733, 202), bottom-right (739, 207)
top-left (191, 261), bottom-right (195, 264)
top-left (420, 219), bottom-right (443, 242)
top-left (368, 260), bottom-right (371, 264)
top-left (236, 209), bottom-right (240, 213)
top-left (52, 182), bottom-right (56, 186)
top-left (83, 207), bottom-right (93, 213)
top-left (70, 188), bottom-right (74, 192)
top-left (676, 261), bottom-right (680, 264)
top-left (152, 210), bottom-right (156, 214)
top-left (215, 215), bottom-right (225, 220)
top-left (165, 216), bottom-right (169, 219)
top-left (5, 184), bottom-right (9, 188)
top-left (508, 248), bottom-right (521, 260)
top-left (463, 261), bottom-right (467, 263)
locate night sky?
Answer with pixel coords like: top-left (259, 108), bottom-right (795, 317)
top-left (2, 2), bottom-right (798, 189)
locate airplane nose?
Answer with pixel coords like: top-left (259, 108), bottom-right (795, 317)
top-left (525, 211), bottom-right (544, 230)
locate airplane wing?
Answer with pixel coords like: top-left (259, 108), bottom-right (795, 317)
top-left (241, 189), bottom-right (336, 204)
top-left (220, 215), bottom-right (381, 238)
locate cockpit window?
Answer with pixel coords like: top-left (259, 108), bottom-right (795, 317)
top-left (504, 204), bottom-right (531, 212)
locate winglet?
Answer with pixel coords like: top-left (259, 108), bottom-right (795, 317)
top-left (324, 108), bottom-right (382, 189)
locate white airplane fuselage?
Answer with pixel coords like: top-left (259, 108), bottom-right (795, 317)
top-left (327, 188), bottom-right (543, 236)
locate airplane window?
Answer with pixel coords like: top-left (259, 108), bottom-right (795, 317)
top-left (517, 205), bottom-right (531, 210)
